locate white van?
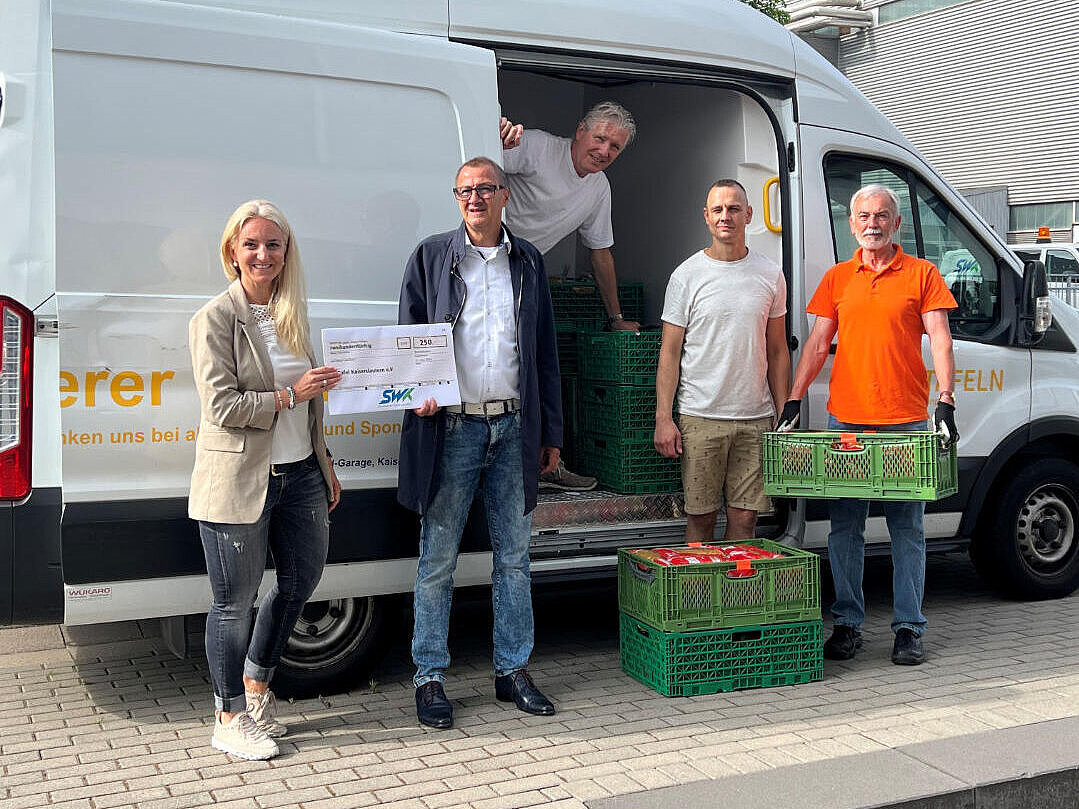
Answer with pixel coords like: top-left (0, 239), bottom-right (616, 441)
top-left (2, 0), bottom-right (1071, 695)
top-left (1009, 244), bottom-right (1079, 308)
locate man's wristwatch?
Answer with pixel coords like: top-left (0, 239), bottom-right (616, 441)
top-left (607, 312), bottom-right (623, 325)
top-left (938, 390), bottom-right (955, 404)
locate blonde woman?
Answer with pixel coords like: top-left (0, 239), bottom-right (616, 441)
top-left (189, 200), bottom-right (342, 760)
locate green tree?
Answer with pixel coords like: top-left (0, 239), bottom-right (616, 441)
top-left (740, 0), bottom-right (790, 24)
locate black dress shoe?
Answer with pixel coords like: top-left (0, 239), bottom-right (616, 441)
top-left (415, 681), bottom-right (453, 729)
top-left (891, 628), bottom-right (925, 665)
top-left (495, 669), bottom-right (555, 716)
top-left (823, 625), bottom-right (863, 660)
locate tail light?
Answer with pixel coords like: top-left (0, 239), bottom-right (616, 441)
top-left (0, 296), bottom-right (33, 500)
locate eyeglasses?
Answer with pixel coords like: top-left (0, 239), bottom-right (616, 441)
top-left (452, 184), bottom-right (505, 201)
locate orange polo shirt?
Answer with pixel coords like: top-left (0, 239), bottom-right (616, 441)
top-left (807, 245), bottom-right (957, 424)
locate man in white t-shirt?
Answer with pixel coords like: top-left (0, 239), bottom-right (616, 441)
top-left (501, 101), bottom-right (640, 332)
top-left (654, 180), bottom-right (790, 541)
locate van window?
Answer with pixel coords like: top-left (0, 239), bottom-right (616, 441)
top-left (1046, 249), bottom-right (1079, 278)
top-left (824, 154), bottom-right (1000, 339)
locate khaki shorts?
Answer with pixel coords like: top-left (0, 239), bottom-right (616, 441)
top-left (679, 414), bottom-right (772, 515)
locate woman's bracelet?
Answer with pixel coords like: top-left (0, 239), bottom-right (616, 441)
top-left (286, 386), bottom-right (296, 410)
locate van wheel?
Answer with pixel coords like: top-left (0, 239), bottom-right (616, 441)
top-left (271, 595), bottom-right (400, 699)
top-left (974, 458), bottom-right (1079, 599)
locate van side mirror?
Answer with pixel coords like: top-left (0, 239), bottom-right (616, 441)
top-left (1019, 259), bottom-right (1051, 346)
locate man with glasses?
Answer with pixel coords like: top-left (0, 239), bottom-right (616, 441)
top-left (397, 157), bottom-right (562, 729)
top-left (778, 183), bottom-right (958, 666)
top-left (499, 101), bottom-right (637, 491)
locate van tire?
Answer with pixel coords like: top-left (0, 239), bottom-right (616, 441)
top-left (973, 457), bottom-right (1079, 599)
top-left (271, 595), bottom-right (401, 699)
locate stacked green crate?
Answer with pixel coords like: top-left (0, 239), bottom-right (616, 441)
top-left (575, 331), bottom-right (680, 493)
top-left (548, 279), bottom-right (645, 328)
top-left (549, 280), bottom-right (645, 475)
top-left (618, 542), bottom-right (824, 697)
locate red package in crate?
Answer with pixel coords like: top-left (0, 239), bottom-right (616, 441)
top-left (629, 543), bottom-right (785, 568)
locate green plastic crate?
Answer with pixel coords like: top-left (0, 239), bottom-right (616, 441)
top-left (620, 613), bottom-right (823, 697)
top-left (560, 375), bottom-right (578, 466)
top-left (577, 331), bottom-right (661, 386)
top-left (549, 280), bottom-right (644, 326)
top-left (576, 432), bottom-right (681, 493)
top-left (763, 431), bottom-right (958, 501)
top-left (579, 384), bottom-right (658, 436)
top-left (618, 540), bottom-right (821, 632)
top-left (555, 322), bottom-right (585, 374)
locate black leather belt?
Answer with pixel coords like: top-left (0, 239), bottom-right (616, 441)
top-left (270, 453), bottom-right (315, 476)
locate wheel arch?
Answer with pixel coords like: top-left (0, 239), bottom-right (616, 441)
top-left (960, 416), bottom-right (1079, 539)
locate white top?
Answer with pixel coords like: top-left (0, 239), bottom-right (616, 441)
top-left (249, 304), bottom-right (313, 464)
top-left (503, 129), bottom-right (614, 254)
top-left (454, 229), bottom-right (520, 403)
top-left (661, 249), bottom-right (787, 420)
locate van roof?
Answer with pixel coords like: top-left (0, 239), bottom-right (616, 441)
top-left (112, 0), bottom-right (917, 148)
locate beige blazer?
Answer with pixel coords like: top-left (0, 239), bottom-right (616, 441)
top-left (188, 280), bottom-right (333, 524)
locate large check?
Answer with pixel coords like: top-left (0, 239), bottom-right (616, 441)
top-left (321, 324), bottom-right (461, 415)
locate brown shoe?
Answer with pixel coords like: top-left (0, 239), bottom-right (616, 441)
top-left (539, 461), bottom-right (597, 492)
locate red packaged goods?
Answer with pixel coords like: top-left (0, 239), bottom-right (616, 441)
top-left (628, 543), bottom-right (784, 567)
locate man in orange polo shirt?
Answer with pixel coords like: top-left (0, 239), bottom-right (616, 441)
top-left (779, 183), bottom-right (958, 666)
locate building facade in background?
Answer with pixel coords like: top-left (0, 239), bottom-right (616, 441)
top-left (797, 0), bottom-right (1079, 244)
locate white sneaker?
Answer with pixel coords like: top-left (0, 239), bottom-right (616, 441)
top-left (211, 711), bottom-right (279, 760)
top-left (246, 690), bottom-right (287, 738)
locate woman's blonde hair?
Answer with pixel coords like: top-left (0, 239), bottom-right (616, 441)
top-left (220, 199), bottom-right (311, 358)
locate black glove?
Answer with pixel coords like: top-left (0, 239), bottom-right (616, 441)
top-left (934, 401), bottom-right (958, 449)
top-left (776, 399), bottom-right (801, 432)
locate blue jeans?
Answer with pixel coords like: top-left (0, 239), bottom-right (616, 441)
top-left (199, 455), bottom-right (330, 712)
top-left (412, 411), bottom-right (534, 687)
top-left (826, 415), bottom-right (928, 637)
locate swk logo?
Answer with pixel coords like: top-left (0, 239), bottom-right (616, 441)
top-left (379, 387), bottom-right (415, 405)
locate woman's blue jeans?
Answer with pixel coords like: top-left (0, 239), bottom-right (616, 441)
top-left (412, 411), bottom-right (534, 687)
top-left (826, 415), bottom-right (928, 637)
top-left (198, 455), bottom-right (329, 712)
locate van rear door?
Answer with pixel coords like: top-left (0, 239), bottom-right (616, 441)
top-left (53, 0), bottom-right (502, 624)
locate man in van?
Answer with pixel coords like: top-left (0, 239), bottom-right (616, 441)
top-left (500, 101), bottom-right (636, 491)
top-left (397, 157), bottom-right (562, 729)
top-left (778, 183), bottom-right (958, 666)
top-left (654, 179), bottom-right (789, 542)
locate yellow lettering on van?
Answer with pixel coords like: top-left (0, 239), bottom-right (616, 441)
top-left (110, 372), bottom-right (144, 407)
top-left (151, 371), bottom-right (175, 406)
top-left (928, 368), bottom-right (1004, 393)
top-left (60, 372), bottom-right (78, 408)
top-left (58, 369), bottom-right (177, 408)
top-left (84, 371), bottom-right (109, 407)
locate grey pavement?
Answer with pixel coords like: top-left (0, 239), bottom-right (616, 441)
top-left (3, 554), bottom-right (1079, 809)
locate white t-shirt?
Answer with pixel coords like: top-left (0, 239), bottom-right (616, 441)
top-left (249, 304), bottom-right (313, 464)
top-left (661, 249), bottom-right (787, 420)
top-left (503, 129), bottom-right (614, 254)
